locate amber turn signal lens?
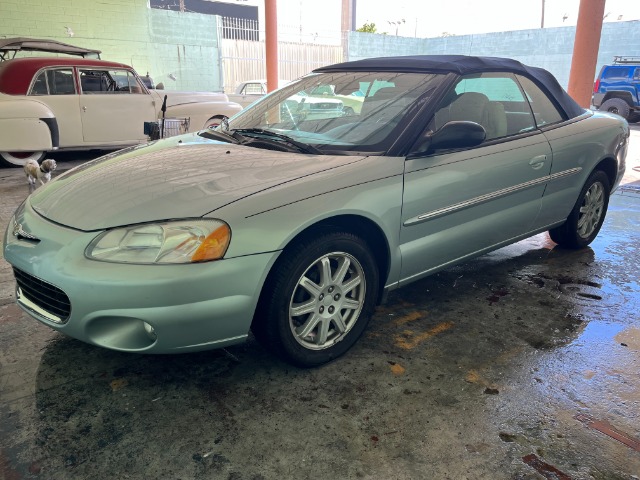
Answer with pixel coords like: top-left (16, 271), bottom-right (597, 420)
top-left (191, 224), bottom-right (231, 262)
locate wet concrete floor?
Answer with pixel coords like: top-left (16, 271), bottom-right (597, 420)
top-left (1, 133), bottom-right (639, 479)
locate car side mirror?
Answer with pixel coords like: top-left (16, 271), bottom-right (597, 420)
top-left (430, 121), bottom-right (486, 150)
top-left (411, 121), bottom-right (486, 156)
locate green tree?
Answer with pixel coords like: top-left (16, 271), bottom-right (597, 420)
top-left (357, 22), bottom-right (377, 33)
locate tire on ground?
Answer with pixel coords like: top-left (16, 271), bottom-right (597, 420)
top-left (548, 170), bottom-right (610, 249)
top-left (599, 98), bottom-right (631, 119)
top-left (0, 151), bottom-right (46, 168)
top-left (252, 231), bottom-right (379, 367)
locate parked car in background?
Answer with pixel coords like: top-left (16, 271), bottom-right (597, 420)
top-left (139, 73), bottom-right (155, 90)
top-left (0, 37), bottom-right (242, 167)
top-left (4, 55), bottom-right (628, 367)
top-left (592, 56), bottom-right (640, 122)
top-left (227, 79), bottom-right (288, 108)
top-left (281, 90), bottom-right (344, 121)
top-left (305, 84), bottom-right (365, 115)
top-left (228, 79), bottom-right (345, 117)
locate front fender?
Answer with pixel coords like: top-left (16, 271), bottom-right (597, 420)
top-left (0, 97), bottom-right (56, 151)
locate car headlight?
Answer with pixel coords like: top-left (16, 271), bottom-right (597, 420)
top-left (86, 220), bottom-right (231, 264)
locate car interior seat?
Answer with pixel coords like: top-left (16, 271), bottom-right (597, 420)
top-left (360, 87), bottom-right (412, 124)
top-left (360, 87), bottom-right (399, 117)
top-left (484, 101), bottom-right (508, 139)
top-left (444, 92), bottom-right (508, 140)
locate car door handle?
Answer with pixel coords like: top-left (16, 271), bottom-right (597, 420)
top-left (529, 155), bottom-right (546, 170)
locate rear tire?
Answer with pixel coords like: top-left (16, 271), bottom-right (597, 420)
top-left (548, 170), bottom-right (610, 249)
top-left (0, 151), bottom-right (46, 168)
top-left (252, 231), bottom-right (379, 367)
top-left (599, 98), bottom-right (631, 119)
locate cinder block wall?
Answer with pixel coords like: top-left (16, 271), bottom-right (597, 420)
top-left (0, 0), bottom-right (222, 92)
top-left (2, 0), bottom-right (638, 93)
top-left (348, 20), bottom-right (640, 89)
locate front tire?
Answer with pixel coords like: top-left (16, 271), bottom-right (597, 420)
top-left (0, 151), bottom-right (46, 168)
top-left (548, 170), bottom-right (610, 249)
top-left (253, 231), bottom-right (379, 367)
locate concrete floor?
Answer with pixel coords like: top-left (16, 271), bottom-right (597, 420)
top-left (1, 128), bottom-right (639, 480)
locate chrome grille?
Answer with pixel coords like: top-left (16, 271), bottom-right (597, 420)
top-left (13, 268), bottom-right (71, 324)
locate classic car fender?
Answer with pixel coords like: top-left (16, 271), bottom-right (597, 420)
top-left (0, 96), bottom-right (57, 151)
top-left (164, 101), bottom-right (243, 131)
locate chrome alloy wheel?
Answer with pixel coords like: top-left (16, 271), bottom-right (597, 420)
top-left (289, 252), bottom-right (366, 350)
top-left (577, 181), bottom-right (605, 239)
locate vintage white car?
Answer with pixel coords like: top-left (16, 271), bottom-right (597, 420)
top-left (226, 79), bottom-right (290, 108)
top-left (0, 38), bottom-right (243, 167)
top-left (227, 79), bottom-right (345, 119)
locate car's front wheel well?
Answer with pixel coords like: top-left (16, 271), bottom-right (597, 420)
top-left (291, 216), bottom-right (390, 302)
top-left (203, 115), bottom-right (227, 129)
top-left (261, 215), bottom-right (391, 308)
top-left (593, 157), bottom-right (617, 188)
top-left (602, 92), bottom-right (634, 107)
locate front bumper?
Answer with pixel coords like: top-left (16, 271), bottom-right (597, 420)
top-left (3, 202), bottom-right (279, 353)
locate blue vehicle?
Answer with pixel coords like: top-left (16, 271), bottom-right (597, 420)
top-left (592, 56), bottom-right (640, 122)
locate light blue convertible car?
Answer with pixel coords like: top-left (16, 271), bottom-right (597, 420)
top-left (4, 55), bottom-right (629, 366)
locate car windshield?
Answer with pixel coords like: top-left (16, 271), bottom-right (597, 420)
top-left (204, 71), bottom-right (445, 154)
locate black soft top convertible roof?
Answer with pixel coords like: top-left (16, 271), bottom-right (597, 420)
top-left (0, 37), bottom-right (101, 61)
top-left (315, 55), bottom-right (584, 119)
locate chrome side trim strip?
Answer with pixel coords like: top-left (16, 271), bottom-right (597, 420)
top-left (404, 167), bottom-right (582, 226)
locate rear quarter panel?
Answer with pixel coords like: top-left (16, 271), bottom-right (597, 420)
top-left (536, 111), bottom-right (628, 228)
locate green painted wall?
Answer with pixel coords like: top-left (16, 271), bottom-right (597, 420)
top-left (0, 0), bottom-right (222, 92)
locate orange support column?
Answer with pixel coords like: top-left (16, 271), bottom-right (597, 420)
top-left (567, 0), bottom-right (606, 108)
top-left (265, 0), bottom-right (279, 93)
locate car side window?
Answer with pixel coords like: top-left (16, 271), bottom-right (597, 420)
top-left (634, 68), bottom-right (640, 81)
top-left (515, 75), bottom-right (564, 127)
top-left (603, 66), bottom-right (630, 79)
top-left (79, 69), bottom-right (144, 94)
top-left (30, 71), bottom-right (48, 95)
top-left (29, 69), bottom-right (76, 95)
top-left (430, 73), bottom-right (536, 141)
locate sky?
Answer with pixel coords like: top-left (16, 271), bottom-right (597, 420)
top-left (269, 0), bottom-right (640, 39)
top-left (353, 0), bottom-right (640, 38)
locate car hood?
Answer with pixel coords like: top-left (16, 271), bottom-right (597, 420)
top-left (29, 135), bottom-right (368, 231)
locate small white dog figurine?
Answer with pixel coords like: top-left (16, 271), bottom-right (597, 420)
top-left (24, 159), bottom-right (57, 187)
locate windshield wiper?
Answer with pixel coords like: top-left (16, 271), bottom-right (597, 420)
top-left (199, 129), bottom-right (241, 144)
top-left (232, 128), bottom-right (323, 155)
